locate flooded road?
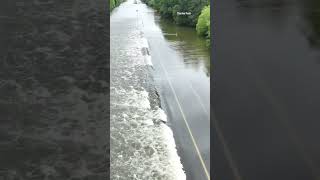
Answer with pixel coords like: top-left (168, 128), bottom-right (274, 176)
top-left (151, 18), bottom-right (211, 180)
top-left (213, 0), bottom-right (320, 180)
top-left (110, 0), bottom-right (210, 179)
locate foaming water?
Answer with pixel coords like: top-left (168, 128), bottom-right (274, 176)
top-left (110, 1), bottom-right (185, 179)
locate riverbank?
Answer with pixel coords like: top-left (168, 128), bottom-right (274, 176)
top-left (141, 0), bottom-right (210, 46)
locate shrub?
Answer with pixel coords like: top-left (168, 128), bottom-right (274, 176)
top-left (196, 5), bottom-right (210, 37)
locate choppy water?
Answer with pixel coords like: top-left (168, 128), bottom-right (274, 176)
top-left (110, 1), bottom-right (185, 179)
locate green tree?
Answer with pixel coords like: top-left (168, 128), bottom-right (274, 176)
top-left (196, 5), bottom-right (210, 37)
top-left (110, 0), bottom-right (115, 10)
top-left (110, 0), bottom-right (124, 11)
top-left (142, 0), bottom-right (210, 46)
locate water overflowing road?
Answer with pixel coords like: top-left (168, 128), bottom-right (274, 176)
top-left (110, 0), bottom-right (210, 179)
top-left (213, 0), bottom-right (320, 179)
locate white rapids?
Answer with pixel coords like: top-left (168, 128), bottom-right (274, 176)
top-left (110, 1), bottom-right (186, 179)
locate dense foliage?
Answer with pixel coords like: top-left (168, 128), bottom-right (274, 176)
top-left (196, 5), bottom-right (210, 45)
top-left (142, 0), bottom-right (210, 46)
top-left (110, 0), bottom-right (124, 10)
top-left (142, 0), bottom-right (209, 27)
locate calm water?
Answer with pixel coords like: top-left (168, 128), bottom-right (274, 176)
top-left (110, 0), bottom-right (210, 179)
top-left (213, 0), bottom-right (320, 179)
top-left (158, 19), bottom-right (210, 77)
top-left (153, 17), bottom-right (211, 180)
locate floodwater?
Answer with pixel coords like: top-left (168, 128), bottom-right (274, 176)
top-left (110, 0), bottom-right (210, 179)
top-left (0, 0), bottom-right (108, 179)
top-left (213, 0), bottom-right (320, 180)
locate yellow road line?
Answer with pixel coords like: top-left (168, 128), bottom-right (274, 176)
top-left (159, 60), bottom-right (211, 180)
top-left (136, 8), bottom-right (210, 180)
top-left (188, 79), bottom-right (243, 180)
top-left (187, 77), bottom-right (242, 180)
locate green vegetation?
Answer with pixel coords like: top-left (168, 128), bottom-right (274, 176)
top-left (110, 0), bottom-right (124, 11)
top-left (196, 5), bottom-right (210, 46)
top-left (142, 0), bottom-right (209, 26)
top-left (142, 0), bottom-right (210, 46)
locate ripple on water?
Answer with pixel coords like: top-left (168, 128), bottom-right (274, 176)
top-left (110, 13), bottom-right (185, 179)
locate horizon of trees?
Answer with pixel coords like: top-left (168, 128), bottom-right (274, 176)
top-left (141, 0), bottom-right (210, 46)
top-left (110, 0), bottom-right (124, 10)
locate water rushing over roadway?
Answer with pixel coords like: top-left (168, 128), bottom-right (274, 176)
top-left (110, 0), bottom-right (210, 179)
top-left (110, 1), bottom-right (185, 179)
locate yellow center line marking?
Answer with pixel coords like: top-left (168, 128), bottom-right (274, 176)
top-left (137, 7), bottom-right (210, 180)
top-left (187, 78), bottom-right (242, 180)
top-left (140, 10), bottom-right (210, 177)
top-left (158, 60), bottom-right (211, 180)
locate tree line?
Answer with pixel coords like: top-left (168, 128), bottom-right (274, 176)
top-left (110, 0), bottom-right (124, 10)
top-left (141, 0), bottom-right (210, 45)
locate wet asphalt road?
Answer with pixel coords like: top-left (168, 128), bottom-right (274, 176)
top-left (127, 1), bottom-right (211, 179)
top-left (213, 0), bottom-right (320, 180)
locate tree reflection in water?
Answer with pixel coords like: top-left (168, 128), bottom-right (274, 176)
top-left (159, 19), bottom-right (211, 77)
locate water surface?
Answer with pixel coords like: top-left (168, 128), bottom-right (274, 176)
top-left (110, 1), bottom-right (211, 179)
top-left (213, 0), bottom-right (320, 179)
